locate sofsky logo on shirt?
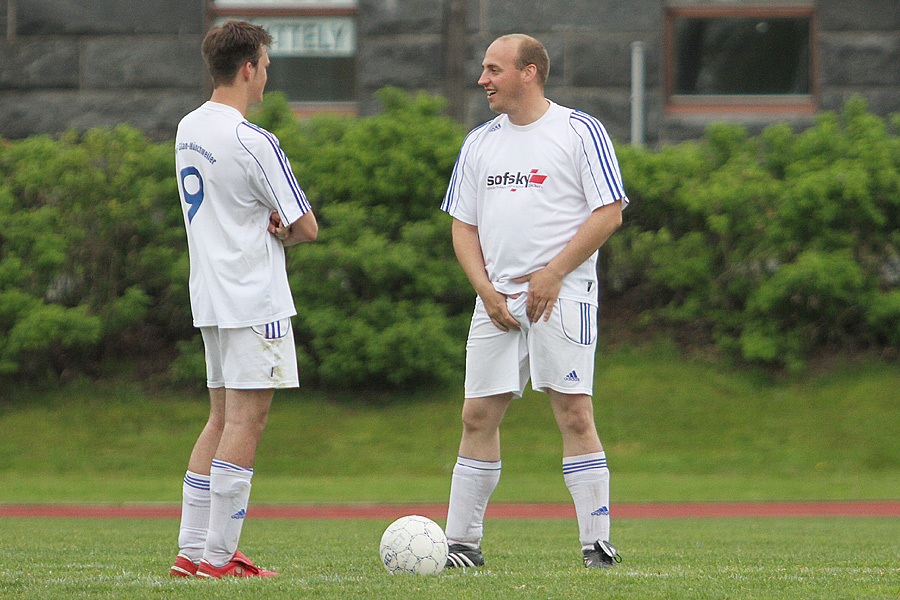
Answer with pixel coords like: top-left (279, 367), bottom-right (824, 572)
top-left (486, 169), bottom-right (548, 192)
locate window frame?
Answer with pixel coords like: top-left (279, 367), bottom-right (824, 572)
top-left (664, 4), bottom-right (818, 115)
top-left (207, 1), bottom-right (358, 115)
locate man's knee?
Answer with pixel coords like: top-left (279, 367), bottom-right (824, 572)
top-left (227, 411), bottom-right (268, 434)
top-left (552, 395), bottom-right (597, 437)
top-left (559, 411), bottom-right (596, 438)
top-left (461, 406), bottom-right (496, 434)
top-left (460, 396), bottom-right (508, 434)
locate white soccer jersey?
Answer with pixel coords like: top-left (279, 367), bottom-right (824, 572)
top-left (175, 101), bottom-right (311, 328)
top-left (442, 101), bottom-right (628, 305)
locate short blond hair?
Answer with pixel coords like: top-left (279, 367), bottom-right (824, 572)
top-left (496, 34), bottom-right (549, 87)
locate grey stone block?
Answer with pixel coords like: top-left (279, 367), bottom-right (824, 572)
top-left (358, 0), bottom-right (445, 35)
top-left (357, 37), bottom-right (443, 89)
top-left (356, 92), bottom-right (389, 117)
top-left (82, 36), bottom-right (205, 90)
top-left (484, 0), bottom-right (660, 34)
top-left (818, 0), bottom-right (900, 31)
top-left (819, 33), bottom-right (900, 86)
top-left (660, 113), bottom-right (817, 146)
top-left (568, 37), bottom-right (660, 88)
top-left (17, 0), bottom-right (203, 35)
top-left (0, 39), bottom-right (79, 89)
top-left (0, 89), bottom-right (205, 140)
top-left (819, 88), bottom-right (900, 116)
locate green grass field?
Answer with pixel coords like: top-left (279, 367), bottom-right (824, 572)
top-left (1, 517), bottom-right (898, 600)
top-left (2, 341), bottom-right (899, 504)
top-left (2, 341), bottom-right (899, 598)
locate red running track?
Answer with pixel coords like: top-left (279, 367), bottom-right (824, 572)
top-left (2, 501), bottom-right (899, 520)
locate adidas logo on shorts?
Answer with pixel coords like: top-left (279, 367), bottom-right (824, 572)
top-left (564, 370), bottom-right (580, 382)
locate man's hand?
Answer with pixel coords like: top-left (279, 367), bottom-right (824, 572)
top-left (483, 289), bottom-right (521, 332)
top-left (451, 218), bottom-right (521, 331)
top-left (268, 212), bottom-right (290, 241)
top-left (268, 210), bottom-right (318, 246)
top-left (513, 265), bottom-right (563, 323)
top-left (512, 201), bottom-right (624, 323)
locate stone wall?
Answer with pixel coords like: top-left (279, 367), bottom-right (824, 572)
top-left (357, 0), bottom-right (662, 142)
top-left (0, 0), bottom-right (206, 139)
top-left (1, 0), bottom-right (898, 143)
top-left (818, 0), bottom-right (900, 115)
top-left (358, 0), bottom-right (900, 144)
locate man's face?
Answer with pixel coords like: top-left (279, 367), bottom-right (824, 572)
top-left (248, 48), bottom-right (270, 105)
top-left (477, 39), bottom-right (526, 115)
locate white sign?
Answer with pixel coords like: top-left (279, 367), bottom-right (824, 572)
top-left (213, 1), bottom-right (356, 8)
top-left (269, 18), bottom-right (355, 57)
top-left (217, 17), bottom-right (356, 57)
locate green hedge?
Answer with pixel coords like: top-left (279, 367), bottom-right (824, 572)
top-left (0, 89), bottom-right (472, 389)
top-left (249, 89), bottom-right (472, 388)
top-left (610, 96), bottom-right (900, 371)
top-left (0, 91), bottom-right (898, 388)
top-left (0, 125), bottom-right (188, 379)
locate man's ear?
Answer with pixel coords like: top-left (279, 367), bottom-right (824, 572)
top-left (521, 63), bottom-right (538, 83)
top-left (239, 61), bottom-right (254, 82)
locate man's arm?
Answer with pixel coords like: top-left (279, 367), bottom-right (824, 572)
top-left (269, 211), bottom-right (318, 246)
top-left (452, 218), bottom-right (520, 332)
top-left (515, 199), bottom-right (623, 322)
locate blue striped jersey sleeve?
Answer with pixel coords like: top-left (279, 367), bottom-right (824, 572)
top-left (568, 111), bottom-right (628, 209)
top-left (237, 122), bottom-right (311, 225)
top-left (441, 120), bottom-right (492, 219)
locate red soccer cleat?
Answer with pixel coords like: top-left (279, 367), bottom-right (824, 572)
top-left (169, 552), bottom-right (199, 577)
top-left (196, 550), bottom-right (280, 578)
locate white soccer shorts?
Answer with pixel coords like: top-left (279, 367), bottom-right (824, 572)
top-left (464, 294), bottom-right (597, 399)
top-left (201, 318), bottom-right (299, 389)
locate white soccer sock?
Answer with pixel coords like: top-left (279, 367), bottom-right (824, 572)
top-left (445, 456), bottom-right (501, 548)
top-left (203, 459), bottom-right (254, 567)
top-left (563, 452), bottom-right (611, 549)
top-left (177, 471), bottom-right (210, 563)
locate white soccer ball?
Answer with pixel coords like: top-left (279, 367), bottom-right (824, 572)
top-left (379, 515), bottom-right (449, 575)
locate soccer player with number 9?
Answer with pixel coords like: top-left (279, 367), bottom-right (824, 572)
top-left (170, 20), bottom-right (318, 579)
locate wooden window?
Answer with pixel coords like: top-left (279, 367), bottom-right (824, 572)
top-left (665, 4), bottom-right (816, 114)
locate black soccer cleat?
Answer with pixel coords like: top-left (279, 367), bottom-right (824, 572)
top-left (445, 543), bottom-right (485, 568)
top-left (582, 540), bottom-right (622, 568)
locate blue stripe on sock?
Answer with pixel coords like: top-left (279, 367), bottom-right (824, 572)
top-left (563, 458), bottom-right (607, 475)
top-left (184, 473), bottom-right (210, 490)
top-left (563, 458), bottom-right (606, 468)
top-left (211, 458), bottom-right (254, 473)
top-left (564, 460), bottom-right (607, 470)
top-left (456, 456), bottom-right (502, 471)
